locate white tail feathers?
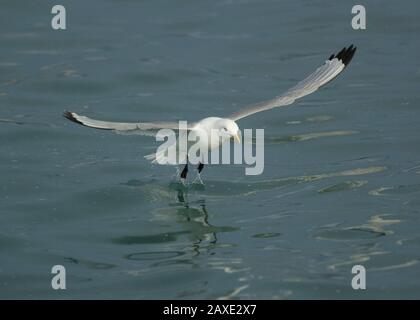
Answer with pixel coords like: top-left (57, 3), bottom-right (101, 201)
top-left (145, 146), bottom-right (188, 165)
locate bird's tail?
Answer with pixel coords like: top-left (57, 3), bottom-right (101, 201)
top-left (145, 145), bottom-right (187, 165)
top-left (145, 148), bottom-right (178, 165)
top-left (144, 151), bottom-right (161, 164)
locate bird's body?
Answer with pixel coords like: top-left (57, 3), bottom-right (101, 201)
top-left (144, 117), bottom-right (239, 170)
top-left (64, 45), bottom-right (357, 179)
top-left (191, 117), bottom-right (240, 150)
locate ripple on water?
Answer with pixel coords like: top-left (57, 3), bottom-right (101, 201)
top-left (369, 259), bottom-right (419, 272)
top-left (286, 115), bottom-right (334, 125)
top-left (269, 130), bottom-right (357, 143)
top-left (111, 231), bottom-right (190, 245)
top-left (329, 250), bottom-right (419, 273)
top-left (121, 166), bottom-right (386, 200)
top-left (314, 227), bottom-right (386, 241)
top-left (252, 232), bottom-right (282, 239)
top-left (369, 184), bottom-right (420, 196)
top-left (397, 236), bottom-right (420, 247)
top-left (63, 257), bottom-right (116, 270)
top-left (317, 180), bottom-right (368, 194)
top-left (315, 213), bottom-right (400, 242)
top-left (125, 251), bottom-right (185, 261)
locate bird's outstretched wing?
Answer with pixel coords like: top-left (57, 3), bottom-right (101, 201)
top-left (64, 111), bottom-right (192, 134)
top-left (228, 45), bottom-right (357, 121)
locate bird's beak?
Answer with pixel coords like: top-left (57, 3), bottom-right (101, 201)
top-left (233, 132), bottom-right (241, 143)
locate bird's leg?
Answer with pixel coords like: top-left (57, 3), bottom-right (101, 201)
top-left (180, 157), bottom-right (188, 179)
top-left (192, 162), bottom-right (205, 185)
top-left (180, 163), bottom-right (188, 179)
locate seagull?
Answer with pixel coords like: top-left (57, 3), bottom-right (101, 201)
top-left (64, 45), bottom-right (357, 179)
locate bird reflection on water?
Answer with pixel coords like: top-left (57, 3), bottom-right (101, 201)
top-left (116, 178), bottom-right (238, 261)
top-left (172, 183), bottom-right (218, 256)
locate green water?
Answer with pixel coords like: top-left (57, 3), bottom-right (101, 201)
top-left (1, 0), bottom-right (420, 299)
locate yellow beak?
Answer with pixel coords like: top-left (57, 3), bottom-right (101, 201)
top-left (233, 132), bottom-right (241, 143)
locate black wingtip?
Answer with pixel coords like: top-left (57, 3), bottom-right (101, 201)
top-left (63, 111), bottom-right (83, 126)
top-left (328, 45), bottom-right (357, 67)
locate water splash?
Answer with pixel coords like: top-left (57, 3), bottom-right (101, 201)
top-left (192, 172), bottom-right (205, 186)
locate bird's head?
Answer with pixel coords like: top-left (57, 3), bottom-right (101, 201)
top-left (216, 119), bottom-right (241, 143)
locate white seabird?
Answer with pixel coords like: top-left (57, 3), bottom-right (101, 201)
top-left (64, 45), bottom-right (357, 179)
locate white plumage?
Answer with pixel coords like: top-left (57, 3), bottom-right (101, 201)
top-left (64, 45), bottom-right (357, 178)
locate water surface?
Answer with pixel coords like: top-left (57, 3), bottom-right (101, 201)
top-left (1, 0), bottom-right (420, 299)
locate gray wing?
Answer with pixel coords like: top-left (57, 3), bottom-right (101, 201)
top-left (228, 45), bottom-right (357, 121)
top-left (64, 111), bottom-right (192, 134)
